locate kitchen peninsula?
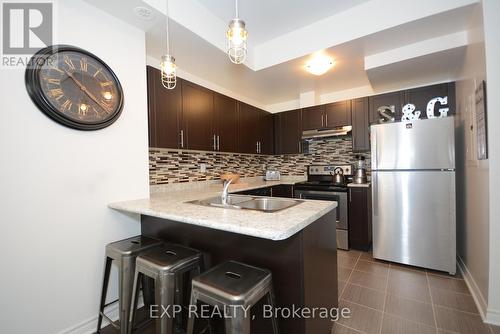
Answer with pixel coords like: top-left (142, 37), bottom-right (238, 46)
top-left (109, 179), bottom-right (338, 334)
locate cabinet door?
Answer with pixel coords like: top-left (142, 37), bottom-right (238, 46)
top-left (259, 110), bottom-right (275, 155)
top-left (238, 102), bottom-right (260, 154)
top-left (351, 97), bottom-right (370, 152)
top-left (181, 81), bottom-right (214, 151)
top-left (301, 105), bottom-right (325, 130)
top-left (348, 187), bottom-right (372, 251)
top-left (214, 93), bottom-right (238, 152)
top-left (146, 66), bottom-right (181, 148)
top-left (276, 109), bottom-right (302, 154)
top-left (369, 91), bottom-right (404, 124)
top-left (324, 100), bottom-right (351, 128)
top-left (271, 185), bottom-right (294, 198)
top-left (236, 187), bottom-right (272, 196)
top-left (404, 83), bottom-right (454, 118)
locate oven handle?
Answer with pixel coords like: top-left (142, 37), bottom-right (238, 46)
top-left (295, 190), bottom-right (347, 197)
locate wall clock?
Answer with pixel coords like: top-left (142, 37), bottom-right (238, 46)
top-left (25, 45), bottom-right (124, 130)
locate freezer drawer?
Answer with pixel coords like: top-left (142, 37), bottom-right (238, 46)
top-left (372, 171), bottom-right (456, 274)
top-left (371, 117), bottom-right (455, 170)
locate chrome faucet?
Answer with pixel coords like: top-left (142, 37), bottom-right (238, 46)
top-left (221, 179), bottom-right (233, 205)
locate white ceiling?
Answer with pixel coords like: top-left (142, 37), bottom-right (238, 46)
top-left (84, 0), bottom-right (480, 111)
top-left (196, 0), bottom-right (370, 45)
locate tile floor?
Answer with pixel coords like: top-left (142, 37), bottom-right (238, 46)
top-left (100, 249), bottom-right (500, 334)
top-left (333, 249), bottom-right (500, 334)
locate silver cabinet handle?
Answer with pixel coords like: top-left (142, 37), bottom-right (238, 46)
top-left (180, 130), bottom-right (184, 148)
top-left (217, 135), bottom-right (220, 151)
top-left (321, 114), bottom-right (324, 127)
top-left (349, 189), bottom-right (352, 203)
top-left (298, 140), bottom-right (301, 153)
top-left (325, 114), bottom-right (328, 126)
top-left (258, 141), bottom-right (261, 153)
top-left (256, 141), bottom-right (259, 153)
top-left (213, 134), bottom-right (216, 150)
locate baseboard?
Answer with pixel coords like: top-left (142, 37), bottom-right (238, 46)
top-left (486, 308), bottom-right (500, 326)
top-left (56, 294), bottom-right (145, 334)
top-left (457, 256), bottom-right (488, 321)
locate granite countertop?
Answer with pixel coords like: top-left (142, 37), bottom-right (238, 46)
top-left (109, 177), bottom-right (337, 241)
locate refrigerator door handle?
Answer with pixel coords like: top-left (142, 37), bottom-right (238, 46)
top-left (372, 172), bottom-right (378, 217)
top-left (371, 126), bottom-right (377, 169)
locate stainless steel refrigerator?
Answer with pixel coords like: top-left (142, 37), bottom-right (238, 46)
top-left (371, 116), bottom-right (456, 274)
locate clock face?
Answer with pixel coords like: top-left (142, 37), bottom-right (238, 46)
top-left (25, 45), bottom-right (124, 130)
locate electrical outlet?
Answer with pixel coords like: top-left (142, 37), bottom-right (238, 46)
top-left (200, 163), bottom-right (206, 173)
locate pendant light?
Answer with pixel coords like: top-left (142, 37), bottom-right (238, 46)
top-left (226, 0), bottom-right (248, 64)
top-left (161, 0), bottom-right (176, 89)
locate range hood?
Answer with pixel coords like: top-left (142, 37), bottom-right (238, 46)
top-left (302, 126), bottom-right (352, 139)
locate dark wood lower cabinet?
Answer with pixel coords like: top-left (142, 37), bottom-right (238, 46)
top-left (235, 186), bottom-right (272, 197)
top-left (141, 210), bottom-right (338, 334)
top-left (348, 186), bottom-right (372, 251)
top-left (271, 184), bottom-right (294, 198)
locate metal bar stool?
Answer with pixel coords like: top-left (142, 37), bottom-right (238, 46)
top-left (129, 243), bottom-right (204, 334)
top-left (97, 235), bottom-right (163, 334)
top-left (186, 261), bottom-right (279, 334)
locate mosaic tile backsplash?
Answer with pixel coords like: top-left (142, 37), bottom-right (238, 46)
top-left (149, 135), bottom-right (371, 185)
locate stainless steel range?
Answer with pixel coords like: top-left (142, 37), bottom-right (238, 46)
top-left (294, 164), bottom-right (353, 250)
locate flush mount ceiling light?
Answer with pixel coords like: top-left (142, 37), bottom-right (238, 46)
top-left (305, 54), bottom-right (335, 76)
top-left (226, 0), bottom-right (248, 64)
top-left (160, 0), bottom-right (176, 89)
top-left (133, 6), bottom-right (155, 21)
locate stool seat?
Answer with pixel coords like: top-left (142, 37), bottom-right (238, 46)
top-left (137, 244), bottom-right (201, 274)
top-left (187, 261), bottom-right (279, 334)
top-left (106, 235), bottom-right (163, 258)
top-left (193, 261), bottom-right (272, 304)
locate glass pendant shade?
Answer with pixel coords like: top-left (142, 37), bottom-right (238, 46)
top-left (227, 18), bottom-right (247, 64)
top-left (161, 54), bottom-right (176, 89)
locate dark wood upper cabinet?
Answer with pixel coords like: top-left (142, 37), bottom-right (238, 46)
top-left (404, 82), bottom-right (455, 118)
top-left (348, 186), bottom-right (372, 251)
top-left (238, 102), bottom-right (260, 154)
top-left (213, 93), bottom-right (238, 152)
top-left (181, 81), bottom-right (214, 151)
top-left (351, 97), bottom-right (370, 152)
top-left (301, 105), bottom-right (325, 130)
top-left (275, 109), bottom-right (302, 154)
top-left (324, 100), bottom-right (351, 128)
top-left (146, 66), bottom-right (181, 149)
top-left (259, 109), bottom-right (275, 155)
top-left (368, 91), bottom-right (404, 124)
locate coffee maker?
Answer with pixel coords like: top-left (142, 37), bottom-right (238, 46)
top-left (354, 155), bottom-right (368, 184)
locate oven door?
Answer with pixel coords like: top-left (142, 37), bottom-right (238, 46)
top-left (294, 189), bottom-right (349, 249)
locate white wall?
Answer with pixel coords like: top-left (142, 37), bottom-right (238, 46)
top-left (483, 0), bottom-right (500, 324)
top-left (454, 2), bottom-right (489, 316)
top-left (0, 1), bottom-right (149, 333)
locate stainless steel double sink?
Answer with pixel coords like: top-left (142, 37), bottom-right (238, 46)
top-left (188, 194), bottom-right (303, 213)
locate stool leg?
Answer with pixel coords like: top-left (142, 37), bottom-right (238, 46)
top-left (225, 306), bottom-right (250, 334)
top-left (119, 256), bottom-right (136, 334)
top-left (156, 273), bottom-right (175, 334)
top-left (97, 256), bottom-right (112, 333)
top-left (129, 270), bottom-right (141, 334)
top-left (186, 293), bottom-right (197, 334)
top-left (174, 273), bottom-right (183, 329)
top-left (267, 289), bottom-right (280, 334)
top-left (142, 276), bottom-right (155, 308)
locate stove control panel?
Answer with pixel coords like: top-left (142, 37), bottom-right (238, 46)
top-left (308, 165), bottom-right (352, 176)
